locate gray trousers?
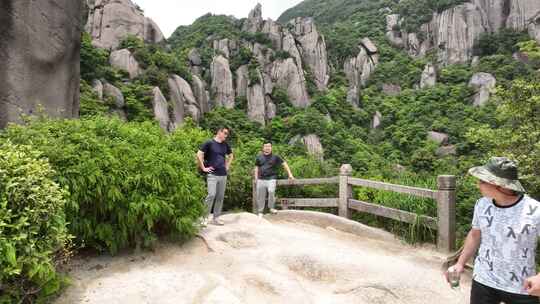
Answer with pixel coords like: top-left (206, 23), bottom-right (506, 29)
top-left (256, 179), bottom-right (277, 213)
top-left (205, 174), bottom-right (227, 218)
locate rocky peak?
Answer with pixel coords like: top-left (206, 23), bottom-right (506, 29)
top-left (289, 17), bottom-right (330, 91)
top-left (243, 3), bottom-right (263, 33)
top-left (388, 0), bottom-right (540, 65)
top-left (344, 38), bottom-right (379, 107)
top-left (85, 0), bottom-right (164, 50)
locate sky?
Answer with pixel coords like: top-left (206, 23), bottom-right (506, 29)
top-left (133, 0), bottom-right (305, 38)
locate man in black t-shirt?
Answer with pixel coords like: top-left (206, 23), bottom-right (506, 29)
top-left (196, 127), bottom-right (234, 226)
top-left (254, 142), bottom-right (294, 217)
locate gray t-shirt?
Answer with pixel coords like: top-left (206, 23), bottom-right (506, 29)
top-left (472, 195), bottom-right (540, 294)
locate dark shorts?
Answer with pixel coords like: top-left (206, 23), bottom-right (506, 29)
top-left (471, 280), bottom-right (540, 304)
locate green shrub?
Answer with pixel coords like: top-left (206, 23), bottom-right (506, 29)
top-left (79, 80), bottom-right (109, 117)
top-left (0, 142), bottom-right (70, 303)
top-left (1, 117), bottom-right (207, 254)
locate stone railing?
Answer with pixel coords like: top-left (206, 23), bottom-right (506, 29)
top-left (252, 164), bottom-right (456, 252)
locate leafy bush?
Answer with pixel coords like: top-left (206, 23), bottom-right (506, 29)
top-left (1, 117), bottom-right (207, 254)
top-left (467, 79), bottom-right (540, 198)
top-left (0, 142), bottom-right (70, 303)
top-left (79, 80), bottom-right (109, 118)
top-left (474, 54), bottom-right (536, 84)
top-left (474, 29), bottom-right (531, 57)
top-left (169, 14), bottom-right (242, 51)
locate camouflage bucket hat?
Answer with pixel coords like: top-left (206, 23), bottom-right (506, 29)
top-left (468, 157), bottom-right (526, 193)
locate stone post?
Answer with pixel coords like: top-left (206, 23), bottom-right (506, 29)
top-left (339, 164), bottom-right (353, 219)
top-left (437, 175), bottom-right (457, 252)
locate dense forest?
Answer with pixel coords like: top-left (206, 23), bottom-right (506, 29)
top-left (1, 0), bottom-right (539, 302)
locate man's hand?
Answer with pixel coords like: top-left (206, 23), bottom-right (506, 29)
top-left (202, 166), bottom-right (214, 173)
top-left (444, 264), bottom-right (464, 285)
top-left (524, 275), bottom-right (540, 296)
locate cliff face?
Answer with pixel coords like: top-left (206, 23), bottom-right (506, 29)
top-left (85, 0), bottom-right (164, 50)
top-left (388, 0), bottom-right (540, 65)
top-left (0, 0), bottom-right (82, 128)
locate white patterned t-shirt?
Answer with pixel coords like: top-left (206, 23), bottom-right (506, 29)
top-left (472, 195), bottom-right (540, 295)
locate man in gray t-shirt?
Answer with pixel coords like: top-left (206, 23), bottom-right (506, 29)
top-left (446, 157), bottom-right (540, 303)
top-left (254, 142), bottom-right (294, 217)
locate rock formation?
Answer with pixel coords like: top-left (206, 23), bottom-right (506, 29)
top-left (420, 63), bottom-right (437, 89)
top-left (192, 75), bottom-right (210, 114)
top-left (303, 134), bottom-right (324, 161)
top-left (271, 58), bottom-right (310, 108)
top-left (344, 38), bottom-right (379, 107)
top-left (168, 75), bottom-right (200, 125)
top-left (427, 131), bottom-right (449, 146)
top-left (290, 17), bottom-right (330, 91)
top-left (92, 80), bottom-right (104, 100)
top-left (247, 71), bottom-right (267, 125)
top-left (0, 0), bottom-right (82, 128)
top-left (210, 55), bottom-right (235, 109)
top-left (469, 72), bottom-right (496, 106)
top-left (85, 0), bottom-right (164, 50)
top-left (151, 87), bottom-right (170, 131)
top-left (109, 49), bottom-right (141, 79)
top-left (236, 65), bottom-right (249, 98)
top-left (242, 3), bottom-right (263, 33)
top-left (103, 83), bottom-right (126, 119)
top-left (371, 111), bottom-right (382, 129)
top-left (387, 1), bottom-right (540, 64)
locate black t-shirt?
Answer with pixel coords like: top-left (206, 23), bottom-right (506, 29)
top-left (199, 139), bottom-right (232, 176)
top-left (255, 154), bottom-right (284, 180)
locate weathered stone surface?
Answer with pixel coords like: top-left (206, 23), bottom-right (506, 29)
top-left (247, 72), bottom-right (266, 125)
top-left (429, 3), bottom-right (488, 65)
top-left (360, 38), bottom-right (378, 54)
top-left (262, 19), bottom-right (283, 50)
top-left (109, 49), bottom-right (141, 79)
top-left (436, 145), bottom-right (457, 157)
top-left (400, 0), bottom-right (540, 64)
top-left (382, 84), bottom-right (401, 96)
top-left (420, 63), bottom-right (437, 89)
top-left (188, 48), bottom-right (202, 66)
top-left (168, 75), bottom-right (200, 124)
top-left (265, 96), bottom-right (277, 120)
top-left (506, 0), bottom-right (540, 31)
top-left (513, 51), bottom-right (531, 65)
top-left (371, 111), bottom-right (382, 129)
top-left (271, 58), bottom-right (310, 108)
top-left (427, 131), bottom-right (449, 146)
top-left (469, 72), bottom-right (496, 106)
top-left (192, 75), bottom-right (209, 114)
top-left (103, 82), bottom-right (126, 120)
top-left (211, 55), bottom-right (235, 109)
top-left (0, 0), bottom-right (81, 128)
top-left (213, 38), bottom-right (236, 59)
top-left (236, 65), bottom-right (249, 98)
top-left (386, 14), bottom-right (404, 47)
top-left (344, 41), bottom-right (379, 106)
top-left (303, 134), bottom-right (324, 160)
top-left (242, 3), bottom-right (263, 33)
top-left (92, 80), bottom-right (104, 100)
top-left (282, 30), bottom-right (304, 70)
top-left (103, 83), bottom-right (125, 108)
top-left (151, 87), bottom-right (169, 131)
top-left (85, 0), bottom-right (164, 50)
top-left (290, 17), bottom-right (330, 91)
top-left (528, 12), bottom-right (540, 44)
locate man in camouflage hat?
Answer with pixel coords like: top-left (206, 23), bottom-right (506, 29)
top-left (446, 157), bottom-right (540, 303)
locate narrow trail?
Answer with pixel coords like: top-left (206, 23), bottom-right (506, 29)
top-left (55, 211), bottom-right (470, 304)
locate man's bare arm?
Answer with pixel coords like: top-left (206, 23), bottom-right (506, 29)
top-left (282, 162), bottom-right (294, 179)
top-left (196, 150), bottom-right (213, 173)
top-left (226, 153), bottom-right (234, 171)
